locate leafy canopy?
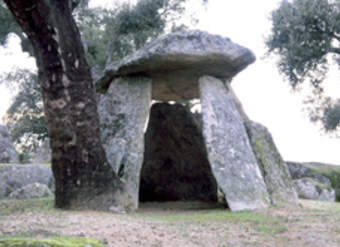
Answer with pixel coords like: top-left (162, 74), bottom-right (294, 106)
top-left (266, 0), bottom-right (340, 132)
top-left (1, 0), bottom-right (201, 153)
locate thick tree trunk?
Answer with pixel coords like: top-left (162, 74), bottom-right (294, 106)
top-left (4, 0), bottom-right (132, 211)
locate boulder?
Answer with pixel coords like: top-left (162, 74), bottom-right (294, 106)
top-left (9, 182), bottom-right (53, 199)
top-left (140, 102), bottom-right (218, 202)
top-left (96, 30), bottom-right (255, 101)
top-left (245, 121), bottom-right (298, 205)
top-left (98, 76), bottom-right (151, 210)
top-left (0, 164), bottom-right (54, 199)
top-left (287, 162), bottom-right (332, 187)
top-left (287, 161), bottom-right (340, 201)
top-left (293, 177), bottom-right (335, 201)
top-left (0, 125), bottom-right (19, 163)
top-left (199, 75), bottom-right (270, 211)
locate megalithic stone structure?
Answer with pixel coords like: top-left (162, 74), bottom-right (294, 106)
top-left (98, 76), bottom-right (151, 210)
top-left (199, 76), bottom-right (270, 211)
top-left (96, 30), bottom-right (297, 211)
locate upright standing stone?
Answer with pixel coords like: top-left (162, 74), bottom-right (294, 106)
top-left (98, 76), bottom-right (151, 210)
top-left (199, 75), bottom-right (270, 211)
top-left (245, 121), bottom-right (298, 205)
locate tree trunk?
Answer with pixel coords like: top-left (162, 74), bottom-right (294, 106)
top-left (4, 0), bottom-right (132, 211)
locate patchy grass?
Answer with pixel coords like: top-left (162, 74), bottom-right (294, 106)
top-left (0, 237), bottom-right (104, 247)
top-left (1, 199), bottom-right (340, 247)
top-left (136, 208), bottom-right (282, 223)
top-left (0, 197), bottom-right (55, 216)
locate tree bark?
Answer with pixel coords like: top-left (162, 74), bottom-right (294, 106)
top-left (4, 0), bottom-right (131, 211)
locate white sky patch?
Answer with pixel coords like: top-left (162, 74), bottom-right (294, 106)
top-left (0, 35), bottom-right (36, 123)
top-left (1, 0), bottom-right (340, 164)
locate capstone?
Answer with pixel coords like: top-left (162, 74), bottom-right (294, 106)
top-left (96, 30), bottom-right (255, 101)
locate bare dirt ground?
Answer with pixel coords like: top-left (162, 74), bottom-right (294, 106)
top-left (0, 199), bottom-right (340, 247)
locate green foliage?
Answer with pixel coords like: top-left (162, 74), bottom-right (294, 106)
top-left (266, 0), bottom-right (339, 88)
top-left (266, 0), bottom-right (340, 131)
top-left (2, 69), bottom-right (47, 153)
top-left (79, 0), bottom-right (188, 69)
top-left (2, 0), bottom-right (196, 151)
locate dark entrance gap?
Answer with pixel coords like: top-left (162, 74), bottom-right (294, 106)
top-left (139, 102), bottom-right (223, 205)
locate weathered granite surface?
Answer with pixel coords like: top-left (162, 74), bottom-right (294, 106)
top-left (246, 121), bottom-right (298, 205)
top-left (287, 162), bottom-right (332, 187)
top-left (199, 75), bottom-right (270, 211)
top-left (0, 164), bottom-right (54, 199)
top-left (96, 30), bottom-right (255, 100)
top-left (287, 161), bottom-right (340, 201)
top-left (293, 177), bottom-right (335, 201)
top-left (98, 76), bottom-right (151, 210)
top-left (9, 182), bottom-right (53, 200)
top-left (0, 125), bottom-right (19, 163)
top-left (140, 103), bottom-right (218, 202)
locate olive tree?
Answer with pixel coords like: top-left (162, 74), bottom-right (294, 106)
top-left (266, 0), bottom-right (340, 131)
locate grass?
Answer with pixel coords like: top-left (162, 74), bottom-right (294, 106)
top-left (136, 208), bottom-right (279, 223)
top-left (135, 208), bottom-right (289, 236)
top-left (0, 237), bottom-right (104, 247)
top-left (0, 197), bottom-right (55, 216)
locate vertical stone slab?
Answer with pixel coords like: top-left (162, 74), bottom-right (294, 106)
top-left (199, 75), bottom-right (270, 211)
top-left (98, 76), bottom-right (151, 210)
top-left (245, 121), bottom-right (298, 205)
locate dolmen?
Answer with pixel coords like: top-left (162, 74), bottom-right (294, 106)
top-left (96, 30), bottom-right (298, 212)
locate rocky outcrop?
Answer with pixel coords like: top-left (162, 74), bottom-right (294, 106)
top-left (246, 121), bottom-right (298, 205)
top-left (96, 30), bottom-right (255, 101)
top-left (98, 76), bottom-right (151, 210)
top-left (287, 162), bottom-right (332, 187)
top-left (140, 103), bottom-right (218, 202)
top-left (287, 161), bottom-right (340, 201)
top-left (9, 182), bottom-right (53, 200)
top-left (0, 164), bottom-right (54, 199)
top-left (293, 177), bottom-right (335, 201)
top-left (199, 76), bottom-right (270, 211)
top-left (0, 125), bottom-right (19, 163)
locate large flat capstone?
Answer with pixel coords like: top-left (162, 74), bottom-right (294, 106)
top-left (96, 30), bottom-right (255, 101)
top-left (199, 75), bottom-right (270, 211)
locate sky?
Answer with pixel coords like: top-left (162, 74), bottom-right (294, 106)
top-left (1, 0), bottom-right (340, 164)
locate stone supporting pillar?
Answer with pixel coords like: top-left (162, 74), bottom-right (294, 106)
top-left (199, 75), bottom-right (270, 211)
top-left (98, 76), bottom-right (151, 210)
